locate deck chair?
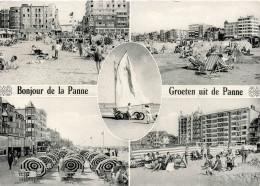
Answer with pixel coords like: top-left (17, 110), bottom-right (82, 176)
top-left (187, 56), bottom-right (204, 70)
top-left (174, 154), bottom-right (187, 168)
top-left (104, 171), bottom-right (114, 185)
top-left (14, 171), bottom-right (25, 183)
top-left (217, 57), bottom-right (234, 72)
top-left (197, 54), bottom-right (220, 77)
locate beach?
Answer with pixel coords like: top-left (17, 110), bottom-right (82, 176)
top-left (0, 41), bottom-right (98, 85)
top-left (0, 151), bottom-right (128, 186)
top-left (130, 153), bottom-right (260, 186)
top-left (156, 48), bottom-right (260, 85)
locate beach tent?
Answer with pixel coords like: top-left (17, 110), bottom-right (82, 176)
top-left (115, 52), bottom-right (151, 108)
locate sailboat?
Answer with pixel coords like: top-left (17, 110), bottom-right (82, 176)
top-left (114, 51), bottom-right (151, 108)
top-left (113, 51), bottom-right (151, 120)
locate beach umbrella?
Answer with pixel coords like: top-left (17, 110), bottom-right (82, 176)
top-left (66, 154), bottom-right (85, 163)
top-left (63, 157), bottom-right (84, 173)
top-left (58, 150), bottom-right (67, 158)
top-left (90, 154), bottom-right (108, 170)
top-left (20, 158), bottom-right (46, 177)
top-left (87, 152), bottom-right (99, 162)
top-left (80, 150), bottom-right (89, 156)
top-left (46, 153), bottom-right (58, 164)
top-left (84, 151), bottom-right (90, 159)
top-left (96, 158), bottom-right (119, 174)
top-left (38, 155), bottom-right (54, 170)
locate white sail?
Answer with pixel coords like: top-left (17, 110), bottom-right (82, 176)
top-left (115, 51), bottom-right (151, 108)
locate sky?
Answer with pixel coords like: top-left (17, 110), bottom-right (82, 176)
top-left (3, 97), bottom-right (128, 147)
top-left (98, 42), bottom-right (162, 104)
top-left (153, 98), bottom-right (260, 136)
top-left (0, 1), bottom-right (86, 24)
top-left (131, 0), bottom-right (260, 33)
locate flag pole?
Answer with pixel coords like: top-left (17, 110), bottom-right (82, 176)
top-left (102, 132), bottom-right (104, 147)
top-left (114, 61), bottom-right (117, 108)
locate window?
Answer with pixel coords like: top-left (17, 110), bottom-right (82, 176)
top-left (27, 9), bottom-right (30, 12)
top-left (23, 14), bottom-right (25, 17)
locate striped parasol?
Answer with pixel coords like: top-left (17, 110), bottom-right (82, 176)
top-left (46, 153), bottom-right (58, 164)
top-left (38, 155), bottom-right (54, 170)
top-left (66, 154), bottom-right (85, 163)
top-left (58, 150), bottom-right (67, 159)
top-left (90, 154), bottom-right (108, 170)
top-left (80, 150), bottom-right (89, 156)
top-left (95, 158), bottom-right (119, 174)
top-left (20, 158), bottom-right (46, 177)
top-left (51, 150), bottom-right (60, 156)
top-left (84, 151), bottom-right (90, 159)
top-left (63, 157), bottom-right (84, 173)
top-left (87, 152), bottom-right (99, 162)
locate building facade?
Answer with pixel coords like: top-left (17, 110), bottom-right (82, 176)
top-left (83, 0), bottom-right (129, 36)
top-left (0, 4), bottom-right (60, 32)
top-left (201, 106), bottom-right (259, 146)
top-left (224, 15), bottom-right (259, 38)
top-left (249, 115), bottom-right (260, 145)
top-left (0, 9), bottom-right (10, 29)
top-left (238, 15), bottom-right (259, 37)
top-left (224, 21), bottom-right (238, 38)
top-left (9, 7), bottom-right (20, 29)
top-left (188, 24), bottom-right (212, 39)
top-left (178, 110), bottom-right (202, 145)
top-left (178, 106), bottom-right (259, 146)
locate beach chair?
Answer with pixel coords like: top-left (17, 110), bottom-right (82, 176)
top-left (187, 56), bottom-right (204, 70)
top-left (104, 171), bottom-right (114, 185)
top-left (217, 57), bottom-right (234, 72)
top-left (28, 171), bottom-right (37, 183)
top-left (197, 54), bottom-right (220, 77)
top-left (174, 154), bottom-right (187, 168)
top-left (14, 171), bottom-right (25, 183)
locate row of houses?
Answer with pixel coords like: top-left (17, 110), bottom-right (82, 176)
top-left (131, 131), bottom-right (178, 150)
top-left (178, 106), bottom-right (260, 146)
top-left (0, 97), bottom-right (71, 161)
top-left (132, 15), bottom-right (260, 42)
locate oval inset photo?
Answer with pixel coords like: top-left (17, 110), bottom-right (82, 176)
top-left (98, 42), bottom-right (162, 141)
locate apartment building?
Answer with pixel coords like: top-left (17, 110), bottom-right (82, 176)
top-left (0, 9), bottom-right (9, 29)
top-left (224, 21), bottom-right (238, 38)
top-left (83, 0), bottom-right (129, 35)
top-left (178, 110), bottom-right (202, 145)
top-left (238, 15), bottom-right (259, 37)
top-left (201, 106), bottom-right (259, 146)
top-left (188, 24), bottom-right (212, 39)
top-left (0, 4), bottom-right (59, 31)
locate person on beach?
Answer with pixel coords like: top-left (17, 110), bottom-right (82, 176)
top-left (4, 56), bottom-right (18, 70)
top-left (94, 40), bottom-right (103, 74)
top-left (58, 157), bottom-right (64, 172)
top-left (54, 40), bottom-right (62, 60)
top-left (0, 52), bottom-right (5, 70)
top-left (184, 146), bottom-right (189, 166)
top-left (212, 155), bottom-right (222, 171)
top-left (78, 36), bottom-right (84, 57)
top-left (8, 151), bottom-right (14, 170)
top-left (145, 105), bottom-right (153, 124)
top-left (241, 146), bottom-right (248, 163)
top-left (127, 103), bottom-right (132, 120)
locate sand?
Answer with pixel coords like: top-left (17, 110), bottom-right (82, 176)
top-left (0, 41), bottom-right (98, 85)
top-left (130, 153), bottom-right (260, 186)
top-left (156, 48), bottom-right (260, 85)
top-left (103, 118), bottom-right (154, 141)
